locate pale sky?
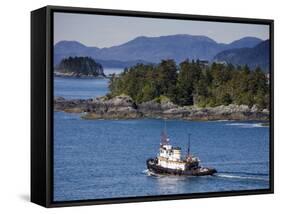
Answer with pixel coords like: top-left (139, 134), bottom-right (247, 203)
top-left (54, 12), bottom-right (270, 48)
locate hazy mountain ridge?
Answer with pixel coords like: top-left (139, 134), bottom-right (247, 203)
top-left (214, 40), bottom-right (269, 71)
top-left (54, 35), bottom-right (264, 68)
top-left (227, 37), bottom-right (264, 49)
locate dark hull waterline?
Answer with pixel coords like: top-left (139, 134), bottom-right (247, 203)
top-left (146, 158), bottom-right (217, 176)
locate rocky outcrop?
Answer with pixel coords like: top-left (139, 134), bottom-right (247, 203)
top-left (54, 71), bottom-right (106, 78)
top-left (54, 95), bottom-right (269, 121)
top-left (54, 96), bottom-right (90, 113)
top-left (82, 96), bottom-right (142, 119)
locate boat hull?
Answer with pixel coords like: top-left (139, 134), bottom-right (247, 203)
top-left (146, 158), bottom-right (217, 176)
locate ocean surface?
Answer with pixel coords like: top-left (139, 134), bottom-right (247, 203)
top-left (54, 77), bottom-right (109, 99)
top-left (54, 68), bottom-right (123, 99)
top-left (53, 76), bottom-right (270, 202)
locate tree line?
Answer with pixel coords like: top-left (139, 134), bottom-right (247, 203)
top-left (57, 56), bottom-right (104, 76)
top-left (108, 59), bottom-right (269, 109)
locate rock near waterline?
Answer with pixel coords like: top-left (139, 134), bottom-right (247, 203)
top-left (54, 95), bottom-right (269, 121)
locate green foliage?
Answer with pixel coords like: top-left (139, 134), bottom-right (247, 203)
top-left (175, 60), bottom-right (202, 105)
top-left (109, 60), bottom-right (269, 109)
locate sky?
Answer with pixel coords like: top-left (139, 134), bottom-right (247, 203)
top-left (54, 12), bottom-right (269, 48)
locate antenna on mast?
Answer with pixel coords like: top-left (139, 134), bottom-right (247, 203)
top-left (187, 133), bottom-right (191, 156)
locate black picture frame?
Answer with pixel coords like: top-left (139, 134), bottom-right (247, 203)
top-left (31, 5), bottom-right (274, 208)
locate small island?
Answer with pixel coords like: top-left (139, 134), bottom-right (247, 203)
top-left (54, 59), bottom-right (269, 121)
top-left (54, 56), bottom-right (105, 78)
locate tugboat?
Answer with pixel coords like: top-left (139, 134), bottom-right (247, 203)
top-left (146, 126), bottom-right (217, 176)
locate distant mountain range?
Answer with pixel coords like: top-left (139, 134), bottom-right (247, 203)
top-left (54, 34), bottom-right (268, 70)
top-left (213, 40), bottom-right (270, 71)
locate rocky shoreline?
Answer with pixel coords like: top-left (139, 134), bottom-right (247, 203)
top-left (54, 71), bottom-right (107, 78)
top-left (54, 95), bottom-right (269, 121)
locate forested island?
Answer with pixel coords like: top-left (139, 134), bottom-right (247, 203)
top-left (54, 59), bottom-right (269, 121)
top-left (109, 59), bottom-right (269, 109)
top-left (55, 56), bottom-right (105, 78)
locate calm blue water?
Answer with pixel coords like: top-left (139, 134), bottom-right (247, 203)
top-left (54, 67), bottom-right (123, 99)
top-left (53, 77), bottom-right (270, 202)
top-left (54, 77), bottom-right (109, 99)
